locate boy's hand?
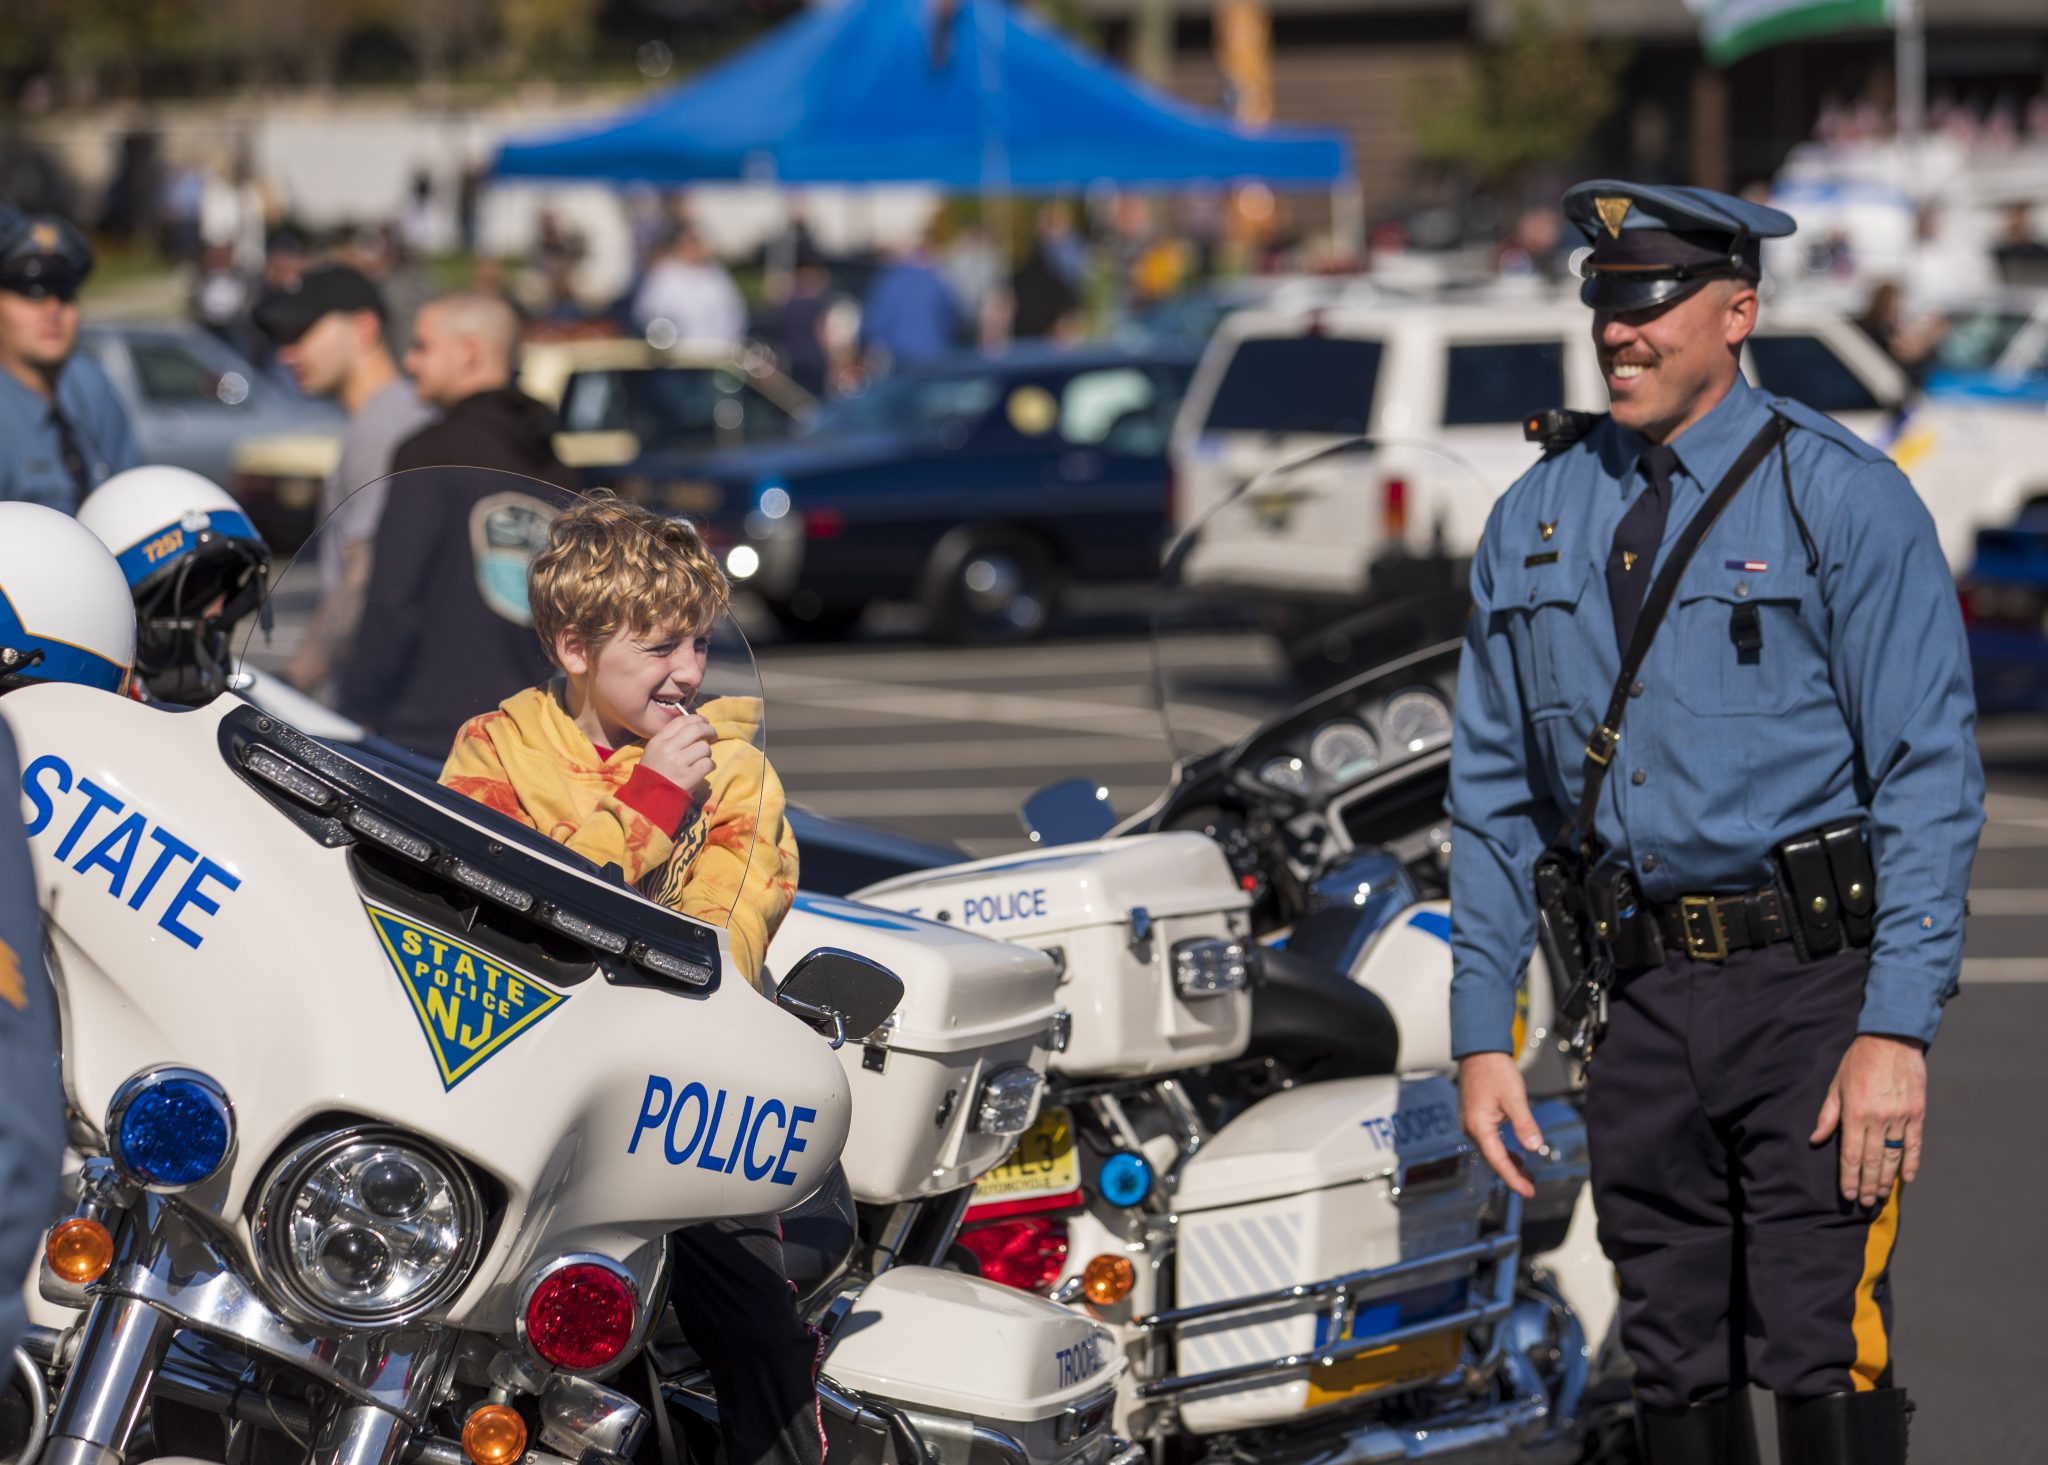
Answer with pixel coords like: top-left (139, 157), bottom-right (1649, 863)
top-left (641, 712), bottom-right (715, 806)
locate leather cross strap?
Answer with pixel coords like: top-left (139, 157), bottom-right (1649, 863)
top-left (1563, 412), bottom-right (1791, 846)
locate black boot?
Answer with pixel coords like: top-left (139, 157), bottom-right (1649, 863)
top-left (1776, 1388), bottom-right (1912, 1464)
top-left (1635, 1392), bottom-right (1761, 1465)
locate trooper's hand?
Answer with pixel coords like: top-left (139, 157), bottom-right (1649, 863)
top-left (1810, 1033), bottom-right (1927, 1207)
top-left (1457, 1052), bottom-right (1542, 1199)
top-left (641, 712), bottom-right (715, 807)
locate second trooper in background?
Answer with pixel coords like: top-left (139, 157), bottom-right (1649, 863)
top-left (0, 209), bottom-right (139, 512)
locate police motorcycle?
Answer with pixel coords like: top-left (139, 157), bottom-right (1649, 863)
top-left (850, 440), bottom-right (1632, 1464)
top-left (5, 471), bottom-right (1123, 1465)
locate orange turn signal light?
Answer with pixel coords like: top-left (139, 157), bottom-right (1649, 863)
top-left (1082, 1253), bottom-right (1135, 1307)
top-left (46, 1217), bottom-right (113, 1285)
top-left (461, 1405), bottom-right (527, 1465)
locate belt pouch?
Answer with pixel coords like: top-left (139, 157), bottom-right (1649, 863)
top-left (1774, 829), bottom-right (1843, 958)
top-left (1586, 866), bottom-right (1664, 972)
top-left (1821, 818), bottom-right (1877, 947)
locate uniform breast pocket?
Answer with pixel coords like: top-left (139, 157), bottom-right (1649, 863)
top-left (1673, 580), bottom-right (1809, 717)
top-left (1496, 559), bottom-right (1593, 716)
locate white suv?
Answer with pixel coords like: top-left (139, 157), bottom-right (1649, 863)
top-left (1169, 295), bottom-right (2048, 618)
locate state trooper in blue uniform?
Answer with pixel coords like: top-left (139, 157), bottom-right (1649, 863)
top-left (0, 208), bottom-right (141, 513)
top-left (1448, 182), bottom-right (1984, 1464)
top-left (0, 715), bottom-right (64, 1362)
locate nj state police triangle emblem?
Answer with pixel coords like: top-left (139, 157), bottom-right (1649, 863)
top-left (367, 906), bottom-right (568, 1090)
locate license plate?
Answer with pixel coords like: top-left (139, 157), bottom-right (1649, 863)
top-left (973, 1107), bottom-right (1079, 1205)
top-left (1304, 1277), bottom-right (1469, 1410)
top-left (1304, 1329), bottom-right (1466, 1409)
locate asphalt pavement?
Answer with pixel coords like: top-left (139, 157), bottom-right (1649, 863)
top-left (757, 615), bottom-right (2045, 1463)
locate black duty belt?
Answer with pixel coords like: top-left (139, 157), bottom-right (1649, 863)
top-left (1650, 885), bottom-right (1792, 962)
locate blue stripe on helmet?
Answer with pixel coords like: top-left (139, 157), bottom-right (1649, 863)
top-left (0, 586), bottom-right (127, 692)
top-left (113, 509), bottom-right (264, 587)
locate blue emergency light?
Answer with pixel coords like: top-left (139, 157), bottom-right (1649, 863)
top-left (108, 1069), bottom-right (235, 1190)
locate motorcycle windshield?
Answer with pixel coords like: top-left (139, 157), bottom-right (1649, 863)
top-left (1153, 436), bottom-right (1492, 767)
top-left (233, 467), bottom-right (771, 935)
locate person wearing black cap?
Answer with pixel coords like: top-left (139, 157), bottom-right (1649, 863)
top-left (0, 209), bottom-right (139, 512)
top-left (254, 264), bottom-right (434, 692)
top-left (1447, 181), bottom-right (1982, 1464)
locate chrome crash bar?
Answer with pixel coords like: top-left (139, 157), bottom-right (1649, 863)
top-left (1131, 1192), bottom-right (1523, 1402)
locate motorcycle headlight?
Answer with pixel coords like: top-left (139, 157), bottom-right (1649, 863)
top-left (254, 1128), bottom-right (484, 1327)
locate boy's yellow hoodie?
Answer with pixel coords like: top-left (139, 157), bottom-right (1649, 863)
top-left (440, 684), bottom-right (798, 988)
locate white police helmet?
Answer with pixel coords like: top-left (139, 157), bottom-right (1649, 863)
top-left (0, 502), bottom-right (136, 694)
top-left (78, 466), bottom-right (270, 701)
top-left (79, 466), bottom-right (268, 596)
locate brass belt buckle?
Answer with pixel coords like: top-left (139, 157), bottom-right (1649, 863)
top-left (1585, 724), bottom-right (1619, 768)
top-left (1679, 895), bottom-right (1728, 961)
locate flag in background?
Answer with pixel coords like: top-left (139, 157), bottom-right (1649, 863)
top-left (1693, 0), bottom-right (1895, 67)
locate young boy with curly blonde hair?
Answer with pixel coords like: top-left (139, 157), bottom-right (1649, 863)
top-left (440, 495), bottom-right (796, 984)
top-left (440, 495), bottom-right (818, 1465)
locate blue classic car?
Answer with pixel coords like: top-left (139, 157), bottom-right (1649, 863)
top-left (610, 343), bottom-right (1198, 642)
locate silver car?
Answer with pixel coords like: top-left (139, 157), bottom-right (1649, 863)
top-left (79, 321), bottom-right (344, 488)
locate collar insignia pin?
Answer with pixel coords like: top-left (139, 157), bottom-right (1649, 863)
top-left (1593, 197), bottom-right (1632, 239)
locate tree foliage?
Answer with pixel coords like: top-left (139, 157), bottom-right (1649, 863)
top-left (1409, 0), bottom-right (1629, 191)
top-left (0, 0), bottom-right (609, 103)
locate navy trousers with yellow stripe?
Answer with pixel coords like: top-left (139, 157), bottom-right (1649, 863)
top-left (1584, 943), bottom-right (1900, 1408)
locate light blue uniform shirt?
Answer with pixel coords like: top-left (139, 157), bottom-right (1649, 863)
top-left (0, 719), bottom-right (63, 1358)
top-left (1447, 374), bottom-right (1985, 1057)
top-left (0, 354), bottom-right (140, 513)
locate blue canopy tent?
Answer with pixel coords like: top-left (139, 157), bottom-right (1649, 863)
top-left (492, 0), bottom-right (1351, 191)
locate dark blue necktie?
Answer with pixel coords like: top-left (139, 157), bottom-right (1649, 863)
top-left (1607, 443), bottom-right (1678, 654)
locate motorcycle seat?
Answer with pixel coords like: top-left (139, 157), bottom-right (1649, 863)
top-left (1245, 944), bottom-right (1402, 1081)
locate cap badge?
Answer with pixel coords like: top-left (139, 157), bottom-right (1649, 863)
top-left (1593, 196), bottom-right (1632, 239)
top-left (29, 222), bottom-right (58, 252)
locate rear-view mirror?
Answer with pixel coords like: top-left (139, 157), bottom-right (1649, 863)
top-left (776, 948), bottom-right (904, 1048)
top-left (1019, 777), bottom-right (1117, 846)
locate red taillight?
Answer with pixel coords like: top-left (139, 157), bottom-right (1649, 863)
top-left (523, 1262), bottom-right (637, 1371)
top-left (959, 1218), bottom-right (1068, 1294)
top-left (1382, 477), bottom-right (1408, 540)
top-left (803, 508), bottom-right (847, 540)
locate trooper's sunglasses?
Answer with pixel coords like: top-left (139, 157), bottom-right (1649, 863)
top-left (2, 277), bottom-right (83, 303)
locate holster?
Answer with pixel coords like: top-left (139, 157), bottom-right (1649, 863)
top-left (1535, 849), bottom-right (1615, 1060)
top-left (1773, 818), bottom-right (1876, 961)
top-left (1587, 865), bottom-right (1664, 974)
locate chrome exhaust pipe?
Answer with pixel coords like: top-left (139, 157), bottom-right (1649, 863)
top-left (5, 1347), bottom-right (53, 1465)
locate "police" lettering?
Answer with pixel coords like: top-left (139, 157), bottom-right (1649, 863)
top-left (627, 1075), bottom-right (817, 1186)
top-left (958, 887), bottom-right (1049, 927)
top-left (20, 754), bottom-right (239, 949)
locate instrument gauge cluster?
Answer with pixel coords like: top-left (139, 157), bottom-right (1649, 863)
top-left (1257, 755), bottom-right (1312, 797)
top-left (1241, 681), bottom-right (1457, 804)
top-left (1381, 689), bottom-right (1454, 756)
top-left (1309, 720), bottom-right (1380, 782)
